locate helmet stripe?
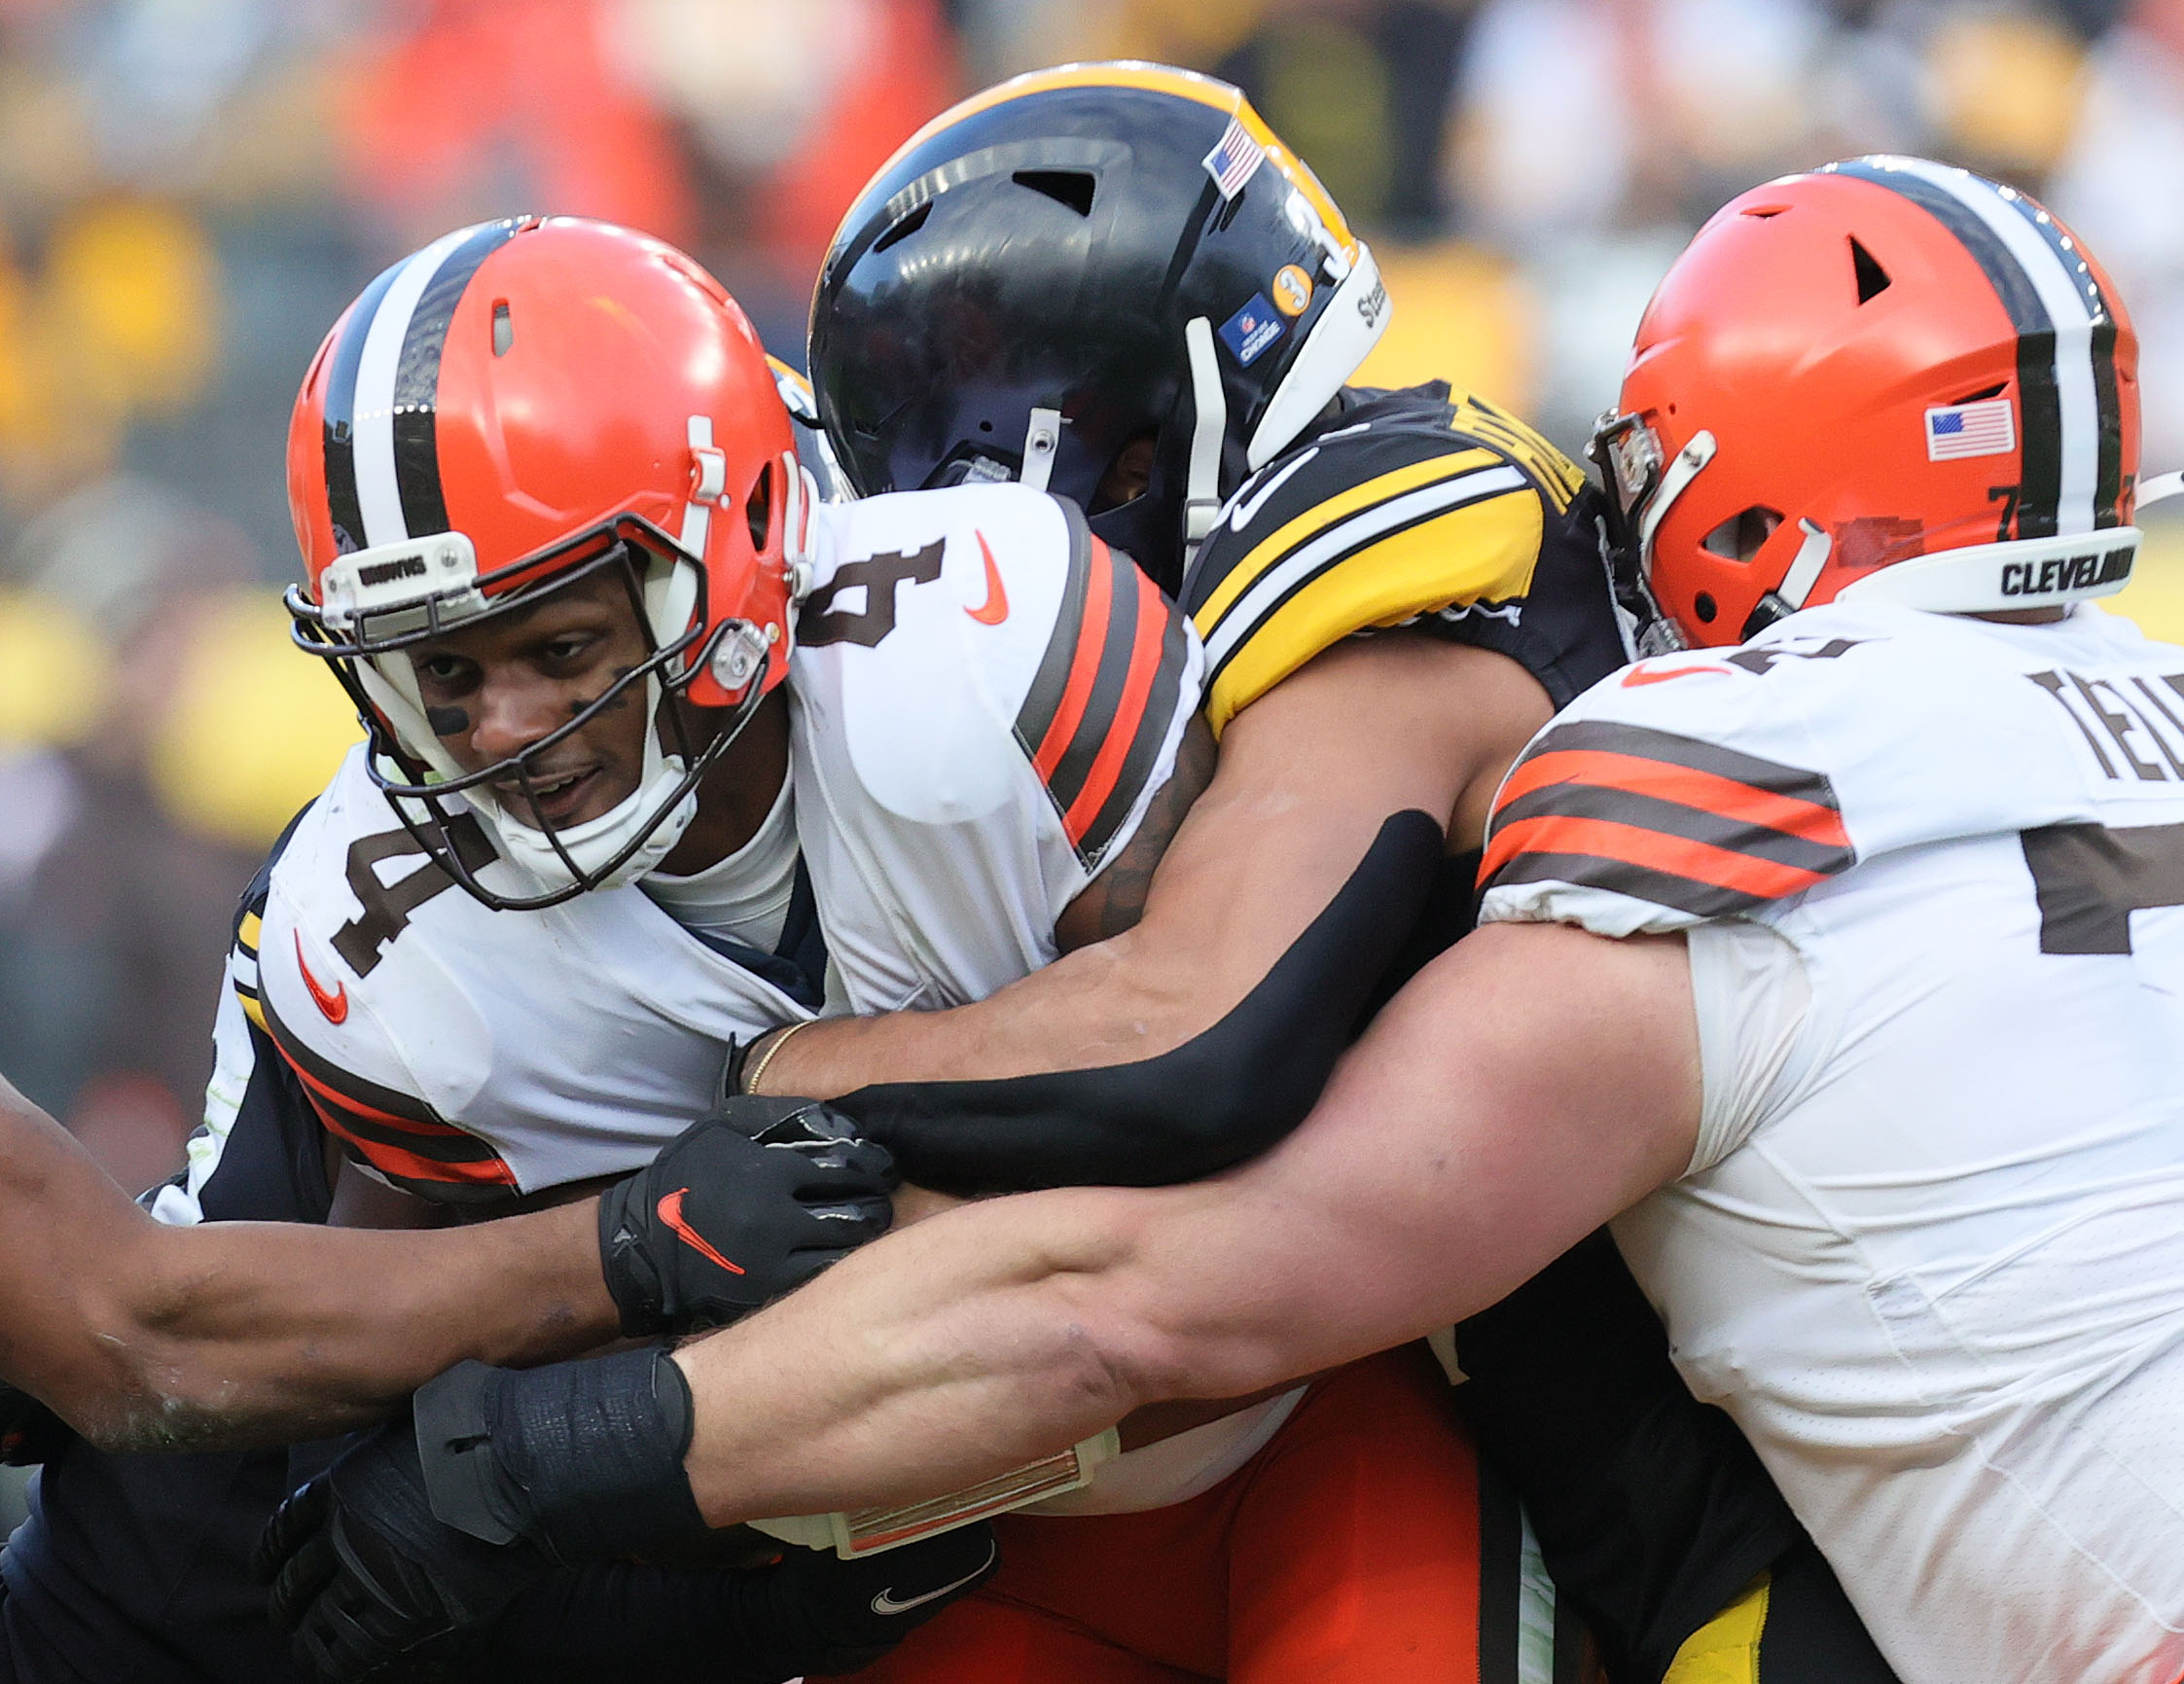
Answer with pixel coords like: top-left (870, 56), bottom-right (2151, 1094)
top-left (1825, 160), bottom-right (2062, 537)
top-left (344, 226), bottom-right (476, 548)
top-left (1946, 166), bottom-right (2114, 538)
top-left (838, 62), bottom-right (1357, 271)
top-left (882, 60), bottom-right (1235, 174)
top-left (388, 219), bottom-right (520, 540)
top-left (1993, 189), bottom-right (2125, 530)
top-left (2092, 301), bottom-right (2123, 528)
top-left (320, 258), bottom-right (408, 555)
top-left (342, 224), bottom-right (500, 549)
top-left (1824, 159), bottom-right (2118, 542)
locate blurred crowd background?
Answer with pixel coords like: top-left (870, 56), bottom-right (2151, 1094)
top-left (3, 0), bottom-right (2182, 1193)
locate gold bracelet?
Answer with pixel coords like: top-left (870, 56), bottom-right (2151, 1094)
top-left (740, 1020), bottom-right (812, 1095)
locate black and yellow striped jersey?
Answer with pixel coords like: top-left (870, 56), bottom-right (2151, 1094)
top-left (1180, 381), bottom-right (1650, 735)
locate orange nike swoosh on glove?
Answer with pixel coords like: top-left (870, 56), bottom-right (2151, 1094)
top-left (657, 1188), bottom-right (746, 1274)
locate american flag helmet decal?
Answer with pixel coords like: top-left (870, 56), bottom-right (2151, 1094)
top-left (1924, 396), bottom-right (2018, 461)
top-left (1201, 115), bottom-right (1264, 201)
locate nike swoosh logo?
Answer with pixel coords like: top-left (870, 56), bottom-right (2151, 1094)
top-left (1226, 448), bottom-right (1318, 534)
top-left (294, 933), bottom-right (348, 1024)
top-left (1621, 663), bottom-right (1729, 687)
top-left (657, 1188), bottom-right (746, 1275)
top-left (871, 1537), bottom-right (998, 1616)
top-left (966, 532), bottom-right (1008, 625)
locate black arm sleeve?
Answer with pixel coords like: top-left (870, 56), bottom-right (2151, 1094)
top-left (832, 808), bottom-right (1444, 1194)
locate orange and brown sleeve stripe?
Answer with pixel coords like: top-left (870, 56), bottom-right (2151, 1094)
top-left (1015, 505), bottom-right (1194, 868)
top-left (1483, 721), bottom-right (1853, 919)
top-left (259, 992), bottom-right (518, 1201)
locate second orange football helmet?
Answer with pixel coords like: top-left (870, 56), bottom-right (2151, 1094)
top-left (1596, 156), bottom-right (2141, 648)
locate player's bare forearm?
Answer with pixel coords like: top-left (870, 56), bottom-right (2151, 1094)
top-left (673, 922), bottom-right (1701, 1525)
top-left (671, 1179), bottom-right (1176, 1520)
top-left (0, 1071), bottom-right (617, 1450)
top-left (753, 634), bottom-right (1552, 1095)
top-left (99, 1200), bottom-right (616, 1449)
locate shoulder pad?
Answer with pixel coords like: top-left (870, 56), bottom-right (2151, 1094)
top-left (802, 484), bottom-right (1201, 869)
top-left (234, 799), bottom-right (317, 938)
top-left (1480, 705), bottom-right (1854, 936)
top-left (1478, 623), bottom-right (1881, 934)
top-left (1183, 397), bottom-right (1551, 735)
top-left (1443, 387), bottom-right (1589, 511)
top-left (254, 770), bottom-right (519, 1201)
top-left (1477, 604), bottom-right (2158, 934)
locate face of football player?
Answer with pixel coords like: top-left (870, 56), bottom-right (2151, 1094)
top-left (408, 566), bottom-right (654, 832)
top-left (1092, 433), bottom-right (1156, 515)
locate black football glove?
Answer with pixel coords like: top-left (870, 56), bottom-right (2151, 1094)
top-left (0, 1379), bottom-right (74, 1465)
top-left (598, 1096), bottom-right (898, 1337)
top-left (256, 1418), bottom-right (554, 1684)
top-left (259, 1346), bottom-right (706, 1684)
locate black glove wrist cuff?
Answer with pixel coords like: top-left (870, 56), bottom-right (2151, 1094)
top-left (415, 1359), bottom-right (529, 1546)
top-left (598, 1177), bottom-right (668, 1337)
top-left (415, 1349), bottom-right (706, 1564)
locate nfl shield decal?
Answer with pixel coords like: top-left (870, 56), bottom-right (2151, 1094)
top-left (1220, 294), bottom-right (1286, 366)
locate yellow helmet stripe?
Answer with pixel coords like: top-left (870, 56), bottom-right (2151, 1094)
top-left (925, 60), bottom-right (1235, 130)
top-left (1227, 104), bottom-right (1355, 255)
top-left (766, 355), bottom-right (815, 406)
top-left (836, 62), bottom-right (1355, 262)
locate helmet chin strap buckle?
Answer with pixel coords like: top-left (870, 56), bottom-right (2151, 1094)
top-left (706, 620), bottom-right (769, 694)
top-left (1020, 408), bottom-right (1063, 493)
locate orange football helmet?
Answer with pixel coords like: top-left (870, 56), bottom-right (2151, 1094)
top-left (286, 217), bottom-right (815, 908)
top-left (1594, 156), bottom-right (2140, 648)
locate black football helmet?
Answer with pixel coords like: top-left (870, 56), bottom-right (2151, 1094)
top-left (808, 62), bottom-right (1389, 591)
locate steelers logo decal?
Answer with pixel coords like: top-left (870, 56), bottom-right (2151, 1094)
top-left (1271, 264), bottom-right (1314, 317)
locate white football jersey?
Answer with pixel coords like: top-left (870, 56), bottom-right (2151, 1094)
top-left (1482, 601), bottom-right (2184, 1683)
top-left (237, 483), bottom-right (1199, 1200)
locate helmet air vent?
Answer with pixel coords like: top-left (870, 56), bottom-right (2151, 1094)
top-left (747, 460), bottom-right (772, 551)
top-left (491, 301), bottom-right (514, 356)
top-left (1849, 237), bottom-right (1891, 305)
top-left (873, 201), bottom-right (933, 254)
top-left (1701, 506), bottom-right (1783, 561)
top-left (1011, 169), bottom-right (1096, 218)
